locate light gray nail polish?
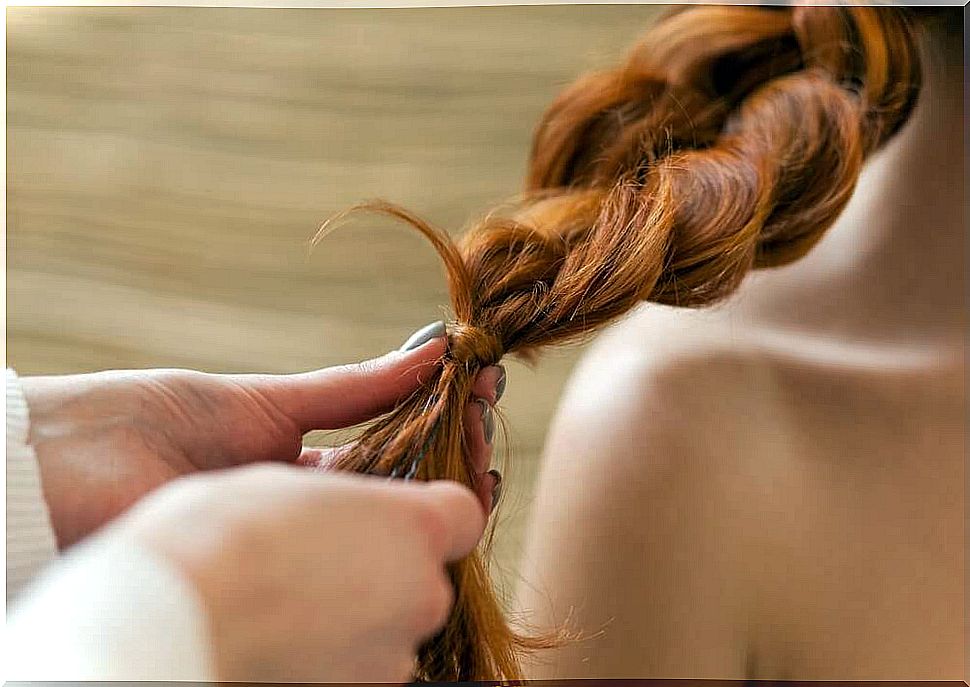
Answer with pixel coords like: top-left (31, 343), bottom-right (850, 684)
top-left (476, 398), bottom-right (495, 445)
top-left (495, 365), bottom-right (507, 402)
top-left (399, 320), bottom-right (447, 352)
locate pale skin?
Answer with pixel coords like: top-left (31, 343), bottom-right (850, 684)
top-left (19, 333), bottom-right (504, 681)
top-left (516, 23), bottom-right (964, 680)
top-left (120, 465), bottom-right (487, 682)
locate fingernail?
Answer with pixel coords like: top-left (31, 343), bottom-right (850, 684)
top-left (495, 365), bottom-right (507, 402)
top-left (399, 320), bottom-right (446, 352)
top-left (487, 469), bottom-right (503, 513)
top-left (475, 398), bottom-right (495, 445)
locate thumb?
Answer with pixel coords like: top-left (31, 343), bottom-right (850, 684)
top-left (240, 324), bottom-right (447, 432)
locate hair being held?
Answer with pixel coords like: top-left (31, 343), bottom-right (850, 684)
top-left (313, 5), bottom-right (925, 682)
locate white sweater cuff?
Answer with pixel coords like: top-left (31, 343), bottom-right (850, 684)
top-left (6, 368), bottom-right (59, 602)
top-left (5, 367), bottom-right (215, 681)
top-left (6, 535), bottom-right (216, 681)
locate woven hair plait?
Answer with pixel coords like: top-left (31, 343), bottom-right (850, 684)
top-left (322, 6), bottom-right (925, 681)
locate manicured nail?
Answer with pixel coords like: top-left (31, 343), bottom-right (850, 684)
top-left (399, 320), bottom-right (446, 352)
top-left (495, 365), bottom-right (507, 402)
top-left (487, 469), bottom-right (503, 513)
top-left (475, 398), bottom-right (495, 445)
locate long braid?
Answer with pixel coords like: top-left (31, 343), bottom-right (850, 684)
top-left (323, 6), bottom-right (925, 681)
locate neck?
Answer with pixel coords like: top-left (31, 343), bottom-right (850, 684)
top-left (745, 23), bottom-right (965, 347)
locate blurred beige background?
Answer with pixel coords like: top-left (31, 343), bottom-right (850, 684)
top-left (6, 5), bottom-right (662, 581)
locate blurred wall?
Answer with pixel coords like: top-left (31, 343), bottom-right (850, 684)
top-left (6, 5), bottom-right (662, 578)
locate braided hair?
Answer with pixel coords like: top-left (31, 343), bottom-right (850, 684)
top-left (320, 5), bottom-right (925, 681)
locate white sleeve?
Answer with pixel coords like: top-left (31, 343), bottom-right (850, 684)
top-left (5, 536), bottom-right (216, 681)
top-left (4, 368), bottom-right (216, 681)
top-left (6, 367), bottom-right (59, 601)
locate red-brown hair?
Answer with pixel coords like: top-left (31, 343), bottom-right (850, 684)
top-left (317, 5), bottom-right (925, 681)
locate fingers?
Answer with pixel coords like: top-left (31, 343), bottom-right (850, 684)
top-left (244, 334), bottom-right (447, 432)
top-left (297, 444), bottom-right (353, 470)
top-left (464, 399), bottom-right (493, 477)
top-left (290, 357), bottom-right (509, 519)
top-left (290, 469), bottom-right (485, 563)
top-left (414, 480), bottom-right (487, 562)
top-left (475, 469), bottom-right (502, 516)
top-left (470, 364), bottom-right (505, 406)
top-left (464, 364), bottom-right (505, 513)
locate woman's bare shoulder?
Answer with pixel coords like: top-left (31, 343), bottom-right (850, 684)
top-left (520, 304), bottom-right (776, 678)
top-left (529, 301), bottom-right (786, 565)
top-left (552, 303), bottom-right (780, 467)
top-left (552, 299), bottom-right (961, 473)
top-left (521, 303), bottom-right (964, 679)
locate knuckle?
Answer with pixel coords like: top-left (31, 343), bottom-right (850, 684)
top-left (408, 499), bottom-right (450, 551)
top-left (345, 355), bottom-right (386, 383)
top-left (449, 480), bottom-right (482, 514)
top-left (155, 367), bottom-right (207, 386)
top-left (432, 481), bottom-right (484, 534)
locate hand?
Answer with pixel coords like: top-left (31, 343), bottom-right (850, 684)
top-left (21, 324), bottom-right (506, 548)
top-left (114, 463), bottom-right (487, 682)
